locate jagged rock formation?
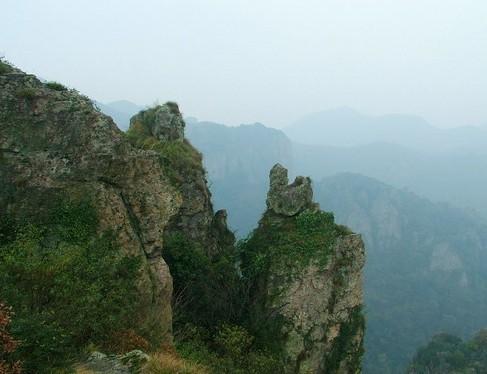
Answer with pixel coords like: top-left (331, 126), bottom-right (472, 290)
top-left (242, 165), bottom-right (365, 373)
top-left (266, 163), bottom-right (317, 216)
top-left (0, 68), bottom-right (185, 341)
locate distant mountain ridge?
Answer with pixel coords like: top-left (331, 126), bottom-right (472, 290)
top-left (285, 107), bottom-right (487, 152)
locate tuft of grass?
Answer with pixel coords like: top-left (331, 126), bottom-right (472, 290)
top-left (143, 352), bottom-right (209, 374)
top-left (75, 366), bottom-right (96, 374)
top-left (45, 81), bottom-right (68, 91)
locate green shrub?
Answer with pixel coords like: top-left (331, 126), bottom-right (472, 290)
top-left (0, 59), bottom-right (12, 74)
top-left (215, 324), bottom-right (253, 363)
top-left (45, 81), bottom-right (67, 91)
top-left (175, 326), bottom-right (282, 374)
top-left (0, 199), bottom-right (142, 373)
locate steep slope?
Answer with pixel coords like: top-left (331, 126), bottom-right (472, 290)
top-left (317, 173), bottom-right (487, 373)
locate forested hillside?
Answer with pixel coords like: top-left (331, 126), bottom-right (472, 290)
top-left (317, 174), bottom-right (487, 372)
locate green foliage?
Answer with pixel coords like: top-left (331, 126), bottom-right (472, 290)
top-left (15, 87), bottom-right (37, 100)
top-left (45, 81), bottom-right (67, 91)
top-left (407, 331), bottom-right (487, 373)
top-left (240, 210), bottom-right (340, 281)
top-left (214, 324), bottom-right (254, 363)
top-left (175, 324), bottom-right (283, 374)
top-left (0, 199), bottom-right (142, 373)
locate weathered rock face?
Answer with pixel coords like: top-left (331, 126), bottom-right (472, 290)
top-left (0, 69), bottom-right (182, 341)
top-left (243, 164), bottom-right (365, 374)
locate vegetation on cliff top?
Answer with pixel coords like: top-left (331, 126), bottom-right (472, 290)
top-left (240, 209), bottom-right (348, 286)
top-left (126, 111), bottom-right (203, 187)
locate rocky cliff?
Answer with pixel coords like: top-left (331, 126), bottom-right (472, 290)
top-left (0, 63), bottom-right (365, 373)
top-left (241, 164), bottom-right (365, 373)
top-left (0, 68), bottom-right (193, 343)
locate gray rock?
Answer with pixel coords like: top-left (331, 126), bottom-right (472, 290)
top-left (266, 163), bottom-right (316, 216)
top-left (82, 350), bottom-right (149, 373)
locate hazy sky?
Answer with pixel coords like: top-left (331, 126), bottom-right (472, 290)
top-left (3, 0), bottom-right (487, 128)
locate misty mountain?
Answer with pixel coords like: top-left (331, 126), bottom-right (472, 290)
top-left (317, 173), bottom-right (487, 373)
top-left (285, 107), bottom-right (487, 153)
top-left (293, 142), bottom-right (487, 222)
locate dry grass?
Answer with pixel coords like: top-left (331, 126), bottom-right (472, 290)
top-left (142, 352), bottom-right (209, 374)
top-left (74, 365), bottom-right (96, 374)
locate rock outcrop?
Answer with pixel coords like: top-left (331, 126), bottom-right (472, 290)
top-left (0, 69), bottom-right (185, 341)
top-left (266, 163), bottom-right (317, 216)
top-left (242, 164), bottom-right (365, 373)
top-left (130, 103), bottom-right (185, 142)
